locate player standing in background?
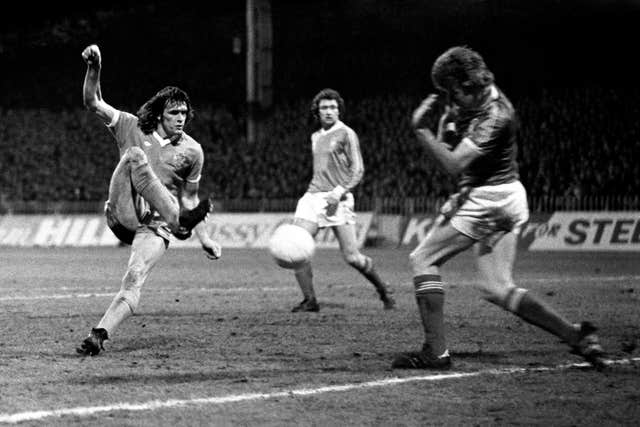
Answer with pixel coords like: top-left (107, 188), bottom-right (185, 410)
top-left (392, 46), bottom-right (605, 369)
top-left (76, 44), bottom-right (221, 356)
top-left (287, 88), bottom-right (395, 312)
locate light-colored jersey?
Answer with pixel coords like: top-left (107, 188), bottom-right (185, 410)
top-left (457, 85), bottom-right (519, 188)
top-left (108, 111), bottom-right (204, 199)
top-left (307, 120), bottom-right (364, 193)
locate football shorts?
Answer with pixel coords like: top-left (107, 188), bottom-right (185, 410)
top-left (445, 180), bottom-right (529, 243)
top-left (294, 191), bottom-right (356, 228)
top-left (104, 200), bottom-right (172, 245)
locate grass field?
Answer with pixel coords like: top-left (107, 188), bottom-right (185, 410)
top-left (0, 246), bottom-right (638, 426)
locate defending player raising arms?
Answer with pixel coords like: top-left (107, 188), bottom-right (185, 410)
top-left (392, 46), bottom-right (605, 370)
top-left (287, 88), bottom-right (395, 312)
top-left (76, 44), bottom-right (220, 356)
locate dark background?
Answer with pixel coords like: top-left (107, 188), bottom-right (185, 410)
top-left (3, 0), bottom-right (640, 108)
top-left (1, 0), bottom-right (640, 205)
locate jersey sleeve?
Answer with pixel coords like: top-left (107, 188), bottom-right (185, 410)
top-left (463, 107), bottom-right (507, 154)
top-left (186, 144), bottom-right (204, 184)
top-left (343, 127), bottom-right (364, 190)
top-left (106, 110), bottom-right (138, 151)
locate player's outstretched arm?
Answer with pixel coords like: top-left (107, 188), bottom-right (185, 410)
top-left (197, 222), bottom-right (221, 260)
top-left (181, 183), bottom-right (221, 260)
top-left (81, 44), bottom-right (117, 124)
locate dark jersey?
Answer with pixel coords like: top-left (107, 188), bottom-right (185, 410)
top-left (457, 85), bottom-right (519, 188)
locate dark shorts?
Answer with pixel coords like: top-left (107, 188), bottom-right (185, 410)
top-left (104, 202), bottom-right (136, 245)
top-left (104, 201), bottom-right (172, 246)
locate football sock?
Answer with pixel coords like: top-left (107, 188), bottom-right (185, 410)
top-left (96, 297), bottom-right (134, 337)
top-left (414, 274), bottom-right (446, 356)
top-left (491, 287), bottom-right (578, 345)
top-left (294, 262), bottom-right (316, 301)
top-left (356, 256), bottom-right (390, 297)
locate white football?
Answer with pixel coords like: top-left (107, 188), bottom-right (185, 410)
top-left (268, 223), bottom-right (316, 269)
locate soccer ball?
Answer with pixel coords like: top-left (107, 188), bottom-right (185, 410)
top-left (268, 223), bottom-right (316, 269)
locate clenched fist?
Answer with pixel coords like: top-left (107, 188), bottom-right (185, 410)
top-left (82, 44), bottom-right (101, 67)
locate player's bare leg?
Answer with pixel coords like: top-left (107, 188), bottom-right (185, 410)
top-left (476, 233), bottom-right (605, 368)
top-left (332, 224), bottom-right (395, 309)
top-left (77, 231), bottom-right (167, 356)
top-left (393, 217), bottom-right (474, 369)
top-left (290, 219), bottom-right (320, 312)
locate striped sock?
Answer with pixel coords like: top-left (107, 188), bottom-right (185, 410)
top-left (414, 274), bottom-right (446, 356)
top-left (497, 287), bottom-right (578, 344)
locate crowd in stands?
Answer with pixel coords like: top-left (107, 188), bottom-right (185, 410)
top-left (0, 86), bottom-right (638, 207)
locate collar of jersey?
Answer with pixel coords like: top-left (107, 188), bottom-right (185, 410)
top-left (153, 131), bottom-right (178, 147)
top-left (320, 120), bottom-right (344, 135)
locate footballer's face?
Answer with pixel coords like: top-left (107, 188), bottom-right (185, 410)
top-left (449, 86), bottom-right (476, 109)
top-left (158, 101), bottom-right (189, 139)
top-left (318, 99), bottom-right (339, 129)
top-left (448, 84), bottom-right (489, 110)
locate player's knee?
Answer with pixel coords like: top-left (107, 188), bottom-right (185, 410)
top-left (121, 265), bottom-right (146, 308)
top-left (481, 283), bottom-right (516, 307)
top-left (123, 264), bottom-right (144, 283)
top-left (124, 146), bottom-right (148, 166)
top-left (409, 249), bottom-right (431, 272)
top-left (343, 251), bottom-right (363, 268)
top-left (115, 288), bottom-right (141, 313)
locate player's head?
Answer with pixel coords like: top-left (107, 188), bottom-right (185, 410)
top-left (431, 46), bottom-right (494, 106)
top-left (137, 86), bottom-right (195, 135)
top-left (310, 88), bottom-right (345, 128)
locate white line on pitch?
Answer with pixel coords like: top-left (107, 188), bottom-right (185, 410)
top-left (0, 287), bottom-right (293, 301)
top-left (0, 293), bottom-right (116, 301)
top-left (0, 358), bottom-right (638, 424)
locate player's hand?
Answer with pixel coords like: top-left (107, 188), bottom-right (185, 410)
top-left (82, 44), bottom-right (101, 67)
top-left (437, 104), bottom-right (457, 138)
top-left (411, 94), bottom-right (439, 129)
top-left (325, 200), bottom-right (339, 217)
top-left (202, 240), bottom-right (221, 260)
top-left (325, 185), bottom-right (345, 217)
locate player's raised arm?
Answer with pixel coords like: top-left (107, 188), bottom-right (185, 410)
top-left (413, 99), bottom-right (480, 177)
top-left (81, 44), bottom-right (117, 124)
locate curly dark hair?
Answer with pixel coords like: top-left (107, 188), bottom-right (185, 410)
top-left (136, 86), bottom-right (195, 134)
top-left (431, 46), bottom-right (494, 95)
top-left (309, 88), bottom-right (345, 122)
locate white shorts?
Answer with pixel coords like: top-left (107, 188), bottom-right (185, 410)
top-left (445, 180), bottom-right (529, 242)
top-left (294, 191), bottom-right (356, 228)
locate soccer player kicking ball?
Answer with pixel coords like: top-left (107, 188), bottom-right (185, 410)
top-left (76, 44), bottom-right (221, 356)
top-left (392, 46), bottom-right (605, 370)
top-left (287, 88), bottom-right (395, 313)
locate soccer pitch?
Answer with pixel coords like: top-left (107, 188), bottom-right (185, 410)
top-left (0, 247), bottom-right (638, 425)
